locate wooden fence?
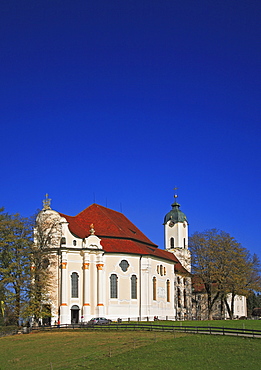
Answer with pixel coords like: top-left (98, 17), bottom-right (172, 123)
top-left (30, 322), bottom-right (261, 339)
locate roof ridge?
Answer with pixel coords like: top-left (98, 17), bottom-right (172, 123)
top-left (76, 203), bottom-right (123, 217)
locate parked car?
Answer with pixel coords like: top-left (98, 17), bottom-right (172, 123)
top-left (88, 317), bottom-right (112, 325)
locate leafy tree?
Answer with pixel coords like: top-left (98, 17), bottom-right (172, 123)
top-left (0, 206), bottom-right (59, 326)
top-left (223, 252), bottom-right (261, 318)
top-left (247, 292), bottom-right (261, 316)
top-left (0, 208), bottom-right (33, 325)
top-left (0, 282), bottom-right (5, 325)
top-left (189, 229), bottom-right (261, 320)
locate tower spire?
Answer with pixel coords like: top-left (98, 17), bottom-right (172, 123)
top-left (173, 186), bottom-right (178, 200)
top-left (172, 186), bottom-right (180, 208)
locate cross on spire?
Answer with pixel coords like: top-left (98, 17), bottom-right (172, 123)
top-left (173, 186), bottom-right (178, 199)
top-left (43, 193), bottom-right (51, 210)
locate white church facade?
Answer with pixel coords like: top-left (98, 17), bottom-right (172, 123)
top-left (36, 195), bottom-right (191, 325)
top-left (35, 194), bottom-right (247, 324)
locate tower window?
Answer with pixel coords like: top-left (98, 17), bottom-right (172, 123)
top-left (42, 258), bottom-right (50, 269)
top-left (60, 237), bottom-right (66, 245)
top-left (110, 274), bottom-right (118, 298)
top-left (71, 272), bottom-right (79, 298)
top-left (167, 280), bottom-right (170, 302)
top-left (183, 238), bottom-right (186, 248)
top-left (170, 237), bottom-right (174, 248)
top-left (73, 240), bottom-right (77, 246)
top-left (177, 288), bottom-right (181, 308)
top-left (184, 289), bottom-right (187, 308)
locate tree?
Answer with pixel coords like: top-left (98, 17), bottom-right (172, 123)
top-left (0, 203), bottom-right (62, 326)
top-left (0, 281), bottom-right (5, 325)
top-left (0, 208), bottom-right (33, 325)
top-left (189, 229), bottom-right (261, 320)
top-left (247, 291), bottom-right (261, 316)
top-left (222, 252), bottom-right (261, 318)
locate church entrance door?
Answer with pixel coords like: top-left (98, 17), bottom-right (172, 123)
top-left (71, 305), bottom-right (80, 324)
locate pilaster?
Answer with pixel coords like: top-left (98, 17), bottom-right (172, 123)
top-left (83, 252), bottom-right (90, 319)
top-left (96, 256), bottom-right (105, 316)
top-left (60, 250), bottom-right (69, 324)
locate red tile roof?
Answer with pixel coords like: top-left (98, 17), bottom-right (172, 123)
top-left (60, 204), bottom-right (155, 245)
top-left (59, 203), bottom-right (189, 273)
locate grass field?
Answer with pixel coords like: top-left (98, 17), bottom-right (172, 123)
top-left (0, 322), bottom-right (261, 370)
top-left (144, 319), bottom-right (261, 330)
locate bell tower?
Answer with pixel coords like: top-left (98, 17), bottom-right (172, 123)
top-left (164, 190), bottom-right (191, 272)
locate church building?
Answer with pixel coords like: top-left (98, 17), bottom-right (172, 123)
top-left (36, 194), bottom-right (191, 324)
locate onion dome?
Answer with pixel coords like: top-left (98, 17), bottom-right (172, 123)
top-left (164, 195), bottom-right (188, 225)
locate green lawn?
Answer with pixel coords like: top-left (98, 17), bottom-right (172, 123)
top-left (0, 327), bottom-right (260, 369)
top-left (146, 319), bottom-right (261, 330)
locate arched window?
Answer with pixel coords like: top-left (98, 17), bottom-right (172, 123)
top-left (183, 238), bottom-right (186, 248)
top-left (71, 272), bottom-right (79, 298)
top-left (184, 289), bottom-right (187, 308)
top-left (110, 274), bottom-right (118, 298)
top-left (170, 237), bottom-right (174, 248)
top-left (60, 237), bottom-right (66, 245)
top-left (177, 287), bottom-right (181, 308)
top-left (166, 280), bottom-right (170, 302)
top-left (131, 275), bottom-right (137, 299)
top-left (160, 265), bottom-right (163, 276)
top-left (73, 240), bottom-right (77, 246)
top-left (42, 257), bottom-right (49, 269)
top-left (153, 277), bottom-right (157, 300)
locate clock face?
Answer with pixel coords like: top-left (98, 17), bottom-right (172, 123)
top-left (169, 221), bottom-right (174, 227)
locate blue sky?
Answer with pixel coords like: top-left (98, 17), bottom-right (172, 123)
top-left (1, 1), bottom-right (260, 259)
